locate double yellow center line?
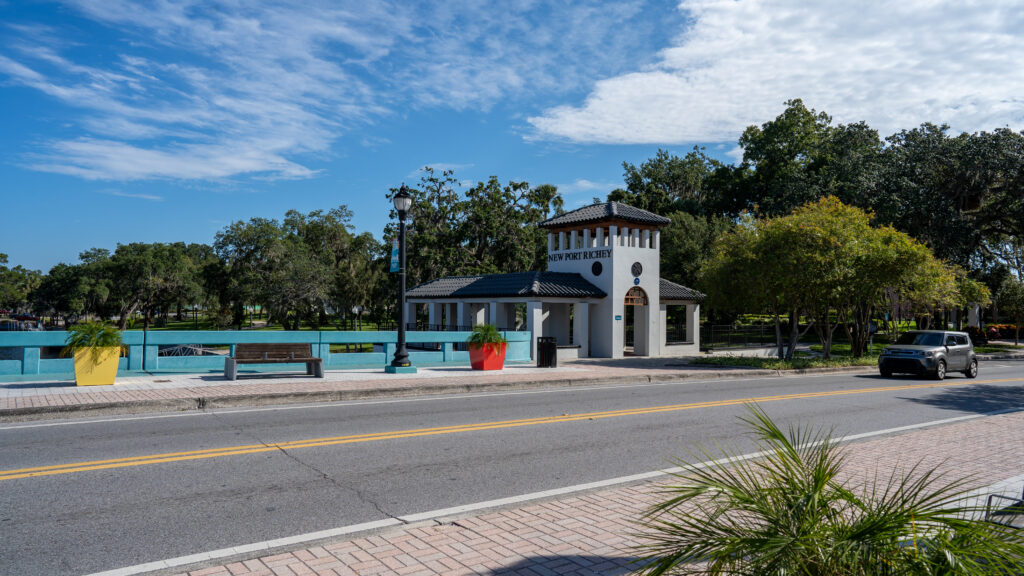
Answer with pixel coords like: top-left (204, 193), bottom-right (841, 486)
top-left (2, 377), bottom-right (1020, 482)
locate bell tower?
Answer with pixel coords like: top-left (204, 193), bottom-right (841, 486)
top-left (540, 202), bottom-right (670, 358)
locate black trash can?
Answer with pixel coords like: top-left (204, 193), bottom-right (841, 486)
top-left (536, 336), bottom-right (558, 368)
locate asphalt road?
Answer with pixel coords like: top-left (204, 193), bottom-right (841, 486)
top-left (2, 363), bottom-right (1024, 575)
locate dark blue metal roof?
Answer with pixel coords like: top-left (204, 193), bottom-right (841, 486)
top-left (407, 272), bottom-right (606, 299)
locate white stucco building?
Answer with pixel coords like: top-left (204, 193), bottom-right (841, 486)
top-left (406, 202), bottom-right (704, 359)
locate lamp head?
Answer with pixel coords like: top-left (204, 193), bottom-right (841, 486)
top-left (393, 185), bottom-right (412, 219)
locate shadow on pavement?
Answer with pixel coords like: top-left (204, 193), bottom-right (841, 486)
top-left (0, 380), bottom-right (76, 389)
top-left (485, 554), bottom-right (646, 575)
top-left (902, 384), bottom-right (1024, 415)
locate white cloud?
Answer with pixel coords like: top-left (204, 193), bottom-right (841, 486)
top-left (557, 178), bottom-right (621, 195)
top-left (530, 0), bottom-right (1024, 144)
top-left (2, 1), bottom-right (676, 181)
top-left (102, 189), bottom-right (164, 202)
top-left (408, 163), bottom-right (475, 178)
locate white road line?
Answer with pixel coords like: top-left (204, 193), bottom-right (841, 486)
top-left (0, 370), bottom-right (875, 430)
top-left (82, 406), bottom-right (1024, 576)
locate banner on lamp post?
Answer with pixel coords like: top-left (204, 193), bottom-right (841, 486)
top-left (389, 239), bottom-right (399, 273)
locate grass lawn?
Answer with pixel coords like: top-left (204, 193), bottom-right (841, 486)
top-left (975, 342), bottom-right (1024, 354)
top-left (692, 351), bottom-right (878, 371)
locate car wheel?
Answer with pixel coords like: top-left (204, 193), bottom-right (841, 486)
top-left (933, 360), bottom-right (946, 381)
top-left (964, 358), bottom-right (978, 378)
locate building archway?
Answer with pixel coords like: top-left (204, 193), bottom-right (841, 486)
top-left (623, 287), bottom-right (650, 355)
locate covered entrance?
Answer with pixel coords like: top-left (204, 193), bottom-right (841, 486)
top-left (623, 287), bottom-right (650, 356)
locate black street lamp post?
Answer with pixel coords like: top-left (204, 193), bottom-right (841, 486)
top-left (386, 185), bottom-right (416, 374)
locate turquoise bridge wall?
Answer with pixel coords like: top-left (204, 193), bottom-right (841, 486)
top-left (0, 330), bottom-right (532, 379)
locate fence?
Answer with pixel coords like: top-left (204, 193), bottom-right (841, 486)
top-left (700, 324), bottom-right (777, 351)
top-left (0, 329), bottom-right (532, 379)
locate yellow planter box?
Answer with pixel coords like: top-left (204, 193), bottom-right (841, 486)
top-left (73, 347), bottom-right (120, 386)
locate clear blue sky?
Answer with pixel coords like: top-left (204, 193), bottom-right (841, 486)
top-left (3, 1), bottom-right (1021, 272)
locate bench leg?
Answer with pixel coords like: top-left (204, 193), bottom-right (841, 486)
top-left (314, 362), bottom-right (324, 378)
top-left (225, 358), bottom-right (237, 381)
top-left (306, 362), bottom-right (313, 376)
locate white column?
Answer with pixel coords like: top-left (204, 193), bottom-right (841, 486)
top-left (558, 231), bottom-right (566, 251)
top-left (471, 304), bottom-right (486, 326)
top-left (632, 228), bottom-right (640, 247)
top-left (527, 301), bottom-right (544, 360)
top-left (406, 302), bottom-right (417, 329)
top-left (456, 302), bottom-right (466, 329)
top-left (686, 304), bottom-right (700, 344)
top-left (653, 230), bottom-right (660, 251)
top-left (583, 228), bottom-right (591, 248)
top-left (573, 302), bottom-right (590, 357)
top-left (548, 233), bottom-right (554, 253)
top-left (635, 305), bottom-right (650, 355)
top-left (488, 301), bottom-right (498, 327)
top-left (570, 230), bottom-right (578, 250)
top-left (596, 227), bottom-right (604, 247)
top-left (620, 227), bottom-right (628, 246)
top-left (968, 303), bottom-right (980, 327)
top-left (609, 226), bottom-right (618, 248)
top-left (660, 304), bottom-right (668, 349)
top-left (643, 229), bottom-right (651, 249)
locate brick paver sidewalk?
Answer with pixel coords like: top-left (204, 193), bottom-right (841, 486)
top-left (148, 411), bottom-right (1024, 576)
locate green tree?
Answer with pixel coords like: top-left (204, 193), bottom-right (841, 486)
top-left (660, 212), bottom-right (733, 290)
top-left (732, 99), bottom-right (882, 218)
top-left (385, 167), bottom-right (563, 288)
top-left (996, 276), bottom-right (1024, 344)
top-left (215, 206), bottom-right (362, 330)
top-left (106, 243), bottom-right (197, 330)
top-left (214, 216), bottom-right (286, 328)
top-left (0, 254), bottom-right (42, 313)
top-left (702, 198), bottom-right (957, 359)
top-left (612, 147), bottom-right (721, 216)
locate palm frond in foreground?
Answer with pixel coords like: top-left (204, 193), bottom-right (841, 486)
top-left (635, 405), bottom-right (1024, 575)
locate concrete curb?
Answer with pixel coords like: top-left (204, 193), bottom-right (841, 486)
top-left (0, 365), bottom-right (881, 421)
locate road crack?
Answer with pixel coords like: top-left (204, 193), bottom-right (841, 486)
top-left (208, 411), bottom-right (404, 524)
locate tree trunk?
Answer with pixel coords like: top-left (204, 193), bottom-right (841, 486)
top-left (786, 310), bottom-right (800, 361)
top-left (773, 308), bottom-right (785, 360)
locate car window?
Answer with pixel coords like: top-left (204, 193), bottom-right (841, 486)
top-left (895, 332), bottom-right (943, 346)
top-left (956, 335), bottom-right (969, 345)
top-left (945, 335), bottom-right (957, 346)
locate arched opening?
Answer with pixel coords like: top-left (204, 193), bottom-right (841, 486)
top-left (623, 287), bottom-right (649, 356)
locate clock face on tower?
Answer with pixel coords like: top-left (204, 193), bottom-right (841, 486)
top-left (631, 262), bottom-right (643, 277)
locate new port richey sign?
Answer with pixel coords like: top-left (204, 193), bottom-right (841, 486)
top-left (547, 249), bottom-right (612, 263)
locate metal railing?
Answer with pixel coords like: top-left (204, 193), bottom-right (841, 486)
top-left (700, 325), bottom-right (777, 351)
top-left (0, 329), bottom-right (532, 379)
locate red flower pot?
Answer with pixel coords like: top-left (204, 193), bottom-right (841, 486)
top-left (469, 342), bottom-right (506, 370)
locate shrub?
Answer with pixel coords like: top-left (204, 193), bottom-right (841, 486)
top-left (63, 321), bottom-right (123, 363)
top-left (965, 326), bottom-right (988, 346)
top-left (636, 406), bottom-right (1024, 575)
top-left (467, 324), bottom-right (506, 346)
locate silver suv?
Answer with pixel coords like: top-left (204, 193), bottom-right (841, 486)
top-left (878, 330), bottom-right (978, 380)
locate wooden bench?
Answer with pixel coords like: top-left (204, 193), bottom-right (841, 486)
top-left (224, 343), bottom-right (324, 380)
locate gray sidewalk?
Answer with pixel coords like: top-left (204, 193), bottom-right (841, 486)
top-left (1, 359), bottom-right (877, 420)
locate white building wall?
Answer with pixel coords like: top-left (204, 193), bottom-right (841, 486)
top-left (547, 223), bottom-right (661, 358)
top-left (546, 303), bottom-right (571, 344)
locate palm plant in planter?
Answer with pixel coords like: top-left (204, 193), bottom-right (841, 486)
top-left (467, 324), bottom-right (507, 371)
top-left (63, 321), bottom-right (122, 386)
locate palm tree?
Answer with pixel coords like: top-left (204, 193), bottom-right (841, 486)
top-left (636, 406), bottom-right (1024, 575)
